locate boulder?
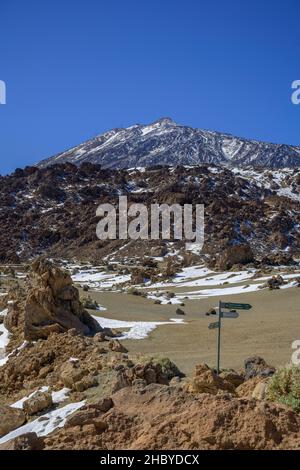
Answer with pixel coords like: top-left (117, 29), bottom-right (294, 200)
top-left (64, 404), bottom-right (109, 434)
top-left (216, 244), bottom-right (254, 270)
top-left (59, 360), bottom-right (98, 392)
top-left (0, 432), bottom-right (45, 450)
top-left (175, 308), bottom-right (185, 316)
top-left (261, 253), bottom-right (295, 266)
top-left (187, 363), bottom-right (236, 395)
top-left (244, 356), bottom-right (275, 380)
top-left (60, 361), bottom-right (87, 389)
top-left (111, 360), bottom-right (169, 393)
top-left (252, 381), bottom-right (267, 400)
top-left (96, 397), bottom-right (114, 413)
top-left (94, 332), bottom-right (106, 342)
top-left (108, 339), bottom-right (128, 353)
top-left (206, 308), bottom-right (217, 316)
top-left (236, 377), bottom-right (266, 399)
top-left (219, 371), bottom-right (244, 387)
top-left (0, 405), bottom-right (26, 437)
top-left (0, 294), bottom-right (8, 311)
top-left (267, 275), bottom-right (285, 290)
top-left (23, 391), bottom-right (53, 415)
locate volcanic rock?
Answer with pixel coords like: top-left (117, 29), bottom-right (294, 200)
top-left (0, 164), bottom-right (299, 265)
top-left (252, 381), bottom-right (268, 400)
top-left (4, 258), bottom-right (103, 342)
top-left (215, 244), bottom-right (255, 270)
top-left (267, 275), bottom-right (285, 290)
top-left (23, 391), bottom-right (53, 415)
top-left (0, 405), bottom-right (26, 437)
top-left (244, 356), bottom-right (275, 380)
top-left (187, 363), bottom-right (236, 394)
top-left (0, 432), bottom-right (45, 450)
top-left (175, 308), bottom-right (185, 316)
top-left (108, 339), bottom-right (128, 353)
top-left (44, 382), bottom-right (300, 450)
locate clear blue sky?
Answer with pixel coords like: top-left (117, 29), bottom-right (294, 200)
top-left (0, 0), bottom-right (299, 174)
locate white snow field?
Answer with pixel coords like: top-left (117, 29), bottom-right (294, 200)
top-left (93, 316), bottom-right (186, 340)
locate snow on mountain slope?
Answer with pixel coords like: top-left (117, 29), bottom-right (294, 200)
top-left (37, 118), bottom-right (300, 170)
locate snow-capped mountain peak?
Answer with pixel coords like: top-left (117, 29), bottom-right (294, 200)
top-left (37, 119), bottom-right (300, 169)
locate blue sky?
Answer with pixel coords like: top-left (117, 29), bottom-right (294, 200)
top-left (0, 0), bottom-right (299, 174)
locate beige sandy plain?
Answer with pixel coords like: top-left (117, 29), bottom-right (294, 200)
top-left (89, 283), bottom-right (300, 376)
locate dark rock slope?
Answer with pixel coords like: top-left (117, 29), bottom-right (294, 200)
top-left (0, 163), bottom-right (299, 264)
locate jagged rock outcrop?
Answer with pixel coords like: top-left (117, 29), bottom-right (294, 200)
top-left (4, 258), bottom-right (102, 342)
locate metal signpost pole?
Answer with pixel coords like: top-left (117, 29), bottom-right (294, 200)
top-left (217, 300), bottom-right (222, 375)
top-left (208, 301), bottom-right (252, 376)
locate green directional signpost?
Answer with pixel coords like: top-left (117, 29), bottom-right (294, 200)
top-left (208, 300), bottom-right (252, 374)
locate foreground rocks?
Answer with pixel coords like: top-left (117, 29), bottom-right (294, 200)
top-left (43, 383), bottom-right (300, 450)
top-left (0, 322), bottom-right (181, 406)
top-left (244, 356), bottom-right (275, 380)
top-left (0, 432), bottom-right (45, 450)
top-left (0, 405), bottom-right (26, 437)
top-left (2, 355), bottom-right (300, 450)
top-left (187, 363), bottom-right (236, 394)
top-left (1, 257), bottom-right (300, 452)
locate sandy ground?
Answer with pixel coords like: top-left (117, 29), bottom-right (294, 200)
top-left (89, 286), bottom-right (300, 375)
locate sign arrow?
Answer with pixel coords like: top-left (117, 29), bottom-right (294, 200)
top-left (220, 302), bottom-right (252, 310)
top-left (221, 311), bottom-right (239, 319)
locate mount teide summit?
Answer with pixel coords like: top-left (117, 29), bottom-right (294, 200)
top-left (38, 118), bottom-right (300, 169)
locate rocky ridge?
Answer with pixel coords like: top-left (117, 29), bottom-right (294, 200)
top-left (0, 163), bottom-right (299, 266)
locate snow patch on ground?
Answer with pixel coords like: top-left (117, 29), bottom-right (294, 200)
top-left (72, 270), bottom-right (130, 289)
top-left (177, 283), bottom-right (263, 299)
top-left (93, 316), bottom-right (185, 340)
top-left (147, 293), bottom-right (182, 305)
top-left (0, 312), bottom-right (10, 360)
top-left (0, 401), bottom-right (85, 445)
